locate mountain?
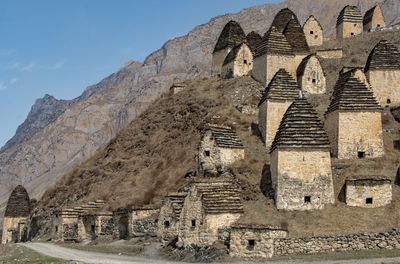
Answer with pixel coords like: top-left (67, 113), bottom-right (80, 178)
top-left (1, 0), bottom-right (400, 220)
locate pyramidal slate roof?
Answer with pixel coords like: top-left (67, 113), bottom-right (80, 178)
top-left (213, 20), bottom-right (246, 53)
top-left (325, 77), bottom-right (382, 115)
top-left (5, 185), bottom-right (31, 217)
top-left (283, 18), bottom-right (310, 53)
top-left (254, 27), bottom-right (294, 58)
top-left (258, 69), bottom-right (300, 106)
top-left (363, 6), bottom-right (383, 25)
top-left (246, 31), bottom-right (262, 54)
top-left (337, 5), bottom-right (362, 25)
top-left (271, 97), bottom-right (330, 152)
top-left (271, 8), bottom-right (297, 32)
top-left (223, 43), bottom-right (250, 65)
top-left (208, 125), bottom-right (244, 149)
top-left (365, 40), bottom-right (400, 72)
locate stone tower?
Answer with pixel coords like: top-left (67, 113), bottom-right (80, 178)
top-left (252, 27), bottom-right (295, 87)
top-left (2, 185), bottom-right (31, 244)
top-left (270, 97), bottom-right (334, 211)
top-left (303, 15), bottom-right (323, 47)
top-left (363, 5), bottom-right (386, 32)
top-left (246, 31), bottom-right (262, 55)
top-left (336, 5), bottom-right (363, 38)
top-left (258, 69), bottom-right (300, 149)
top-left (365, 40), bottom-right (400, 107)
top-left (212, 21), bottom-right (246, 77)
top-left (221, 43), bottom-right (253, 79)
top-left (297, 54), bottom-right (326, 94)
top-left (324, 77), bottom-right (384, 159)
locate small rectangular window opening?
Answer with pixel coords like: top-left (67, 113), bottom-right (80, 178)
top-left (205, 150), bottom-right (210, 157)
top-left (366, 197), bottom-right (373, 204)
top-left (244, 60), bottom-right (248, 64)
top-left (305, 196), bottom-right (311, 203)
top-left (377, 24), bottom-right (381, 27)
top-left (358, 151), bottom-right (365, 158)
top-left (351, 32), bottom-right (355, 36)
top-left (387, 99), bottom-right (391, 104)
top-left (248, 239), bottom-right (255, 250)
top-left (312, 79), bottom-right (316, 83)
top-left (191, 220), bottom-right (196, 227)
top-left (55, 226), bottom-right (58, 232)
top-left (91, 225), bottom-right (95, 233)
top-left (164, 221), bottom-right (170, 228)
top-left (354, 24), bottom-right (357, 27)
top-left (310, 30), bottom-right (314, 34)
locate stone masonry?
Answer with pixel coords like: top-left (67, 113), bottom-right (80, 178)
top-left (303, 15), bottom-right (323, 47)
top-left (346, 176), bottom-right (392, 208)
top-left (221, 43), bottom-right (253, 79)
top-left (297, 54), bottom-right (326, 94)
top-left (336, 5), bottom-right (363, 38)
top-left (363, 5), bottom-right (386, 32)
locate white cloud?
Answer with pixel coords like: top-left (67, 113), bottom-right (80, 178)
top-left (21, 62), bottom-right (36, 72)
top-left (10, 78), bottom-right (17, 85)
top-left (46, 60), bottom-right (65, 70)
top-left (0, 81), bottom-right (6, 91)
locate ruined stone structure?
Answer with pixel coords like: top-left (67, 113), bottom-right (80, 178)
top-left (229, 225), bottom-right (287, 259)
top-left (52, 209), bottom-right (81, 241)
top-left (178, 176), bottom-right (243, 248)
top-left (158, 192), bottom-right (187, 241)
top-left (169, 82), bottom-right (186, 94)
top-left (297, 54), bottom-right (326, 94)
top-left (81, 211), bottom-right (114, 240)
top-left (221, 43), bottom-right (253, 79)
top-left (198, 125), bottom-right (244, 176)
top-left (336, 5), bottom-right (363, 38)
top-left (345, 176), bottom-right (392, 208)
top-left (1, 185), bottom-right (31, 244)
top-left (212, 21), bottom-right (246, 77)
top-left (365, 40), bottom-right (400, 107)
top-left (252, 27), bottom-right (295, 87)
top-left (246, 31), bottom-right (262, 55)
top-left (270, 98), bottom-right (334, 211)
top-left (129, 206), bottom-right (160, 237)
top-left (324, 77), bottom-right (384, 159)
top-left (363, 5), bottom-right (386, 32)
top-left (258, 69), bottom-right (300, 149)
top-left (303, 15), bottom-right (323, 47)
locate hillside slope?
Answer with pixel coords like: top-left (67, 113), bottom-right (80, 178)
top-left (2, 0), bottom-right (400, 221)
top-left (36, 28), bottom-right (400, 238)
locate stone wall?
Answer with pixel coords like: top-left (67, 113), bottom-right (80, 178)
top-left (158, 200), bottom-right (180, 241)
top-left (337, 22), bottom-right (362, 38)
top-left (129, 209), bottom-right (159, 237)
top-left (258, 100), bottom-right (293, 150)
top-left (298, 56), bottom-right (326, 94)
top-left (212, 48), bottom-right (231, 77)
top-left (270, 149), bottom-right (335, 210)
top-left (303, 18), bottom-right (323, 47)
top-left (346, 180), bottom-right (392, 208)
top-left (367, 70), bottom-right (400, 107)
top-left (274, 229), bottom-right (400, 256)
top-left (315, 49), bottom-right (343, 59)
top-left (230, 227), bottom-right (287, 258)
top-left (98, 215), bottom-right (114, 236)
top-left (252, 54), bottom-right (295, 87)
top-left (221, 45), bottom-right (253, 78)
top-left (219, 148), bottom-right (245, 166)
top-left (1, 216), bottom-right (28, 244)
top-left (364, 8), bottom-right (386, 32)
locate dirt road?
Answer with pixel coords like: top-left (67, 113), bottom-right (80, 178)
top-left (22, 242), bottom-right (400, 264)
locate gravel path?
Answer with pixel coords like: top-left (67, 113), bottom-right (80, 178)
top-left (22, 242), bottom-right (400, 264)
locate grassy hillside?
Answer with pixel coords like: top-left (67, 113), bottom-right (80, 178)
top-left (36, 29), bottom-right (400, 238)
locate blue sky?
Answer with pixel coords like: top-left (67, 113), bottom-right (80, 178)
top-left (0, 0), bottom-right (282, 147)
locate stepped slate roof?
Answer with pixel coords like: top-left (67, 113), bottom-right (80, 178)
top-left (325, 77), bottom-right (382, 114)
top-left (365, 40), bottom-right (400, 72)
top-left (271, 8), bottom-right (297, 32)
top-left (254, 27), bottom-right (294, 58)
top-left (213, 20), bottom-right (246, 53)
top-left (223, 43), bottom-right (249, 65)
top-left (363, 6), bottom-right (382, 25)
top-left (246, 31), bottom-right (262, 54)
top-left (337, 5), bottom-right (362, 25)
top-left (193, 178), bottom-right (244, 214)
top-left (258, 69), bottom-right (300, 106)
top-left (5, 185), bottom-right (31, 217)
top-left (271, 97), bottom-right (330, 152)
top-left (297, 54), bottom-right (325, 77)
top-left (283, 18), bottom-right (310, 53)
top-left (208, 125), bottom-right (244, 149)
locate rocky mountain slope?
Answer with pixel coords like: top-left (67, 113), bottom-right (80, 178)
top-left (1, 0), bottom-right (400, 220)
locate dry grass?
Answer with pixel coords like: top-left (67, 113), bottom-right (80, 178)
top-left (36, 29), bottom-right (400, 239)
